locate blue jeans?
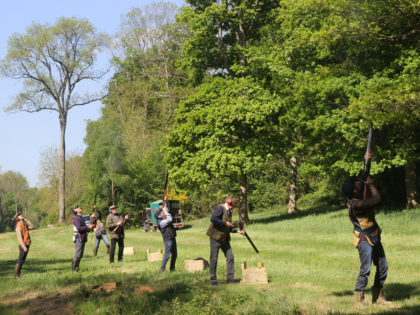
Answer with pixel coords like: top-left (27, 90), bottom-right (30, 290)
top-left (94, 233), bottom-right (110, 251)
top-left (355, 240), bottom-right (388, 291)
top-left (161, 238), bottom-right (177, 271)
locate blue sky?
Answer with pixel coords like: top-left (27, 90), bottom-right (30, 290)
top-left (0, 0), bottom-right (184, 187)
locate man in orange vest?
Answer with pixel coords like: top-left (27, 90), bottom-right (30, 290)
top-left (13, 213), bottom-right (34, 279)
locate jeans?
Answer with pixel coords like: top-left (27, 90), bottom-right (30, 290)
top-left (209, 238), bottom-right (234, 282)
top-left (73, 236), bottom-right (86, 263)
top-left (17, 245), bottom-right (30, 265)
top-left (110, 238), bottom-right (124, 263)
top-left (355, 240), bottom-right (388, 291)
top-left (161, 238), bottom-right (177, 271)
top-left (94, 233), bottom-right (110, 251)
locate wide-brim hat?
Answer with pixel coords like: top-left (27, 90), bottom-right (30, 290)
top-left (110, 205), bottom-right (117, 210)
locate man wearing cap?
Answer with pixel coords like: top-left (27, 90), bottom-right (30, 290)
top-left (106, 205), bottom-right (128, 264)
top-left (206, 196), bottom-right (246, 286)
top-left (72, 205), bottom-right (95, 272)
top-left (13, 213), bottom-right (34, 279)
top-left (342, 169), bottom-right (392, 308)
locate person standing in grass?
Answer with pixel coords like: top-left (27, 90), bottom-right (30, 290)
top-left (342, 169), bottom-right (392, 308)
top-left (106, 205), bottom-right (128, 264)
top-left (13, 213), bottom-right (34, 279)
top-left (207, 196), bottom-right (245, 286)
top-left (92, 206), bottom-right (110, 257)
top-left (72, 205), bottom-right (95, 272)
top-left (155, 197), bottom-right (177, 272)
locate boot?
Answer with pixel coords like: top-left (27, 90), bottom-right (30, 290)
top-left (354, 290), bottom-right (367, 308)
top-left (75, 260), bottom-right (80, 272)
top-left (372, 286), bottom-right (393, 306)
top-left (14, 264), bottom-right (21, 279)
top-left (106, 247), bottom-right (110, 255)
top-left (93, 249), bottom-right (97, 257)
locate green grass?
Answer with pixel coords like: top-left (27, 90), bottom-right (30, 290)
top-left (1, 206), bottom-right (420, 314)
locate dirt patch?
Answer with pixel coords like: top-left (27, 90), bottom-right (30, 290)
top-left (19, 293), bottom-right (73, 315)
top-left (3, 289), bottom-right (74, 315)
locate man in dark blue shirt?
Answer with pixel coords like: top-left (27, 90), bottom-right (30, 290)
top-left (206, 196), bottom-right (245, 286)
top-left (72, 205), bottom-right (95, 272)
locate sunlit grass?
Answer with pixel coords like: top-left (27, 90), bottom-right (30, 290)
top-left (1, 206), bottom-right (419, 314)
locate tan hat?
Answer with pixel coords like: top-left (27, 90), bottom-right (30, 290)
top-left (110, 205), bottom-right (117, 210)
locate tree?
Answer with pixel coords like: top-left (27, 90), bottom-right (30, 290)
top-left (2, 171), bottom-right (28, 214)
top-left (165, 77), bottom-right (281, 223)
top-left (0, 17), bottom-right (109, 223)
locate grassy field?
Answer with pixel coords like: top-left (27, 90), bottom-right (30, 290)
top-left (1, 205), bottom-right (419, 314)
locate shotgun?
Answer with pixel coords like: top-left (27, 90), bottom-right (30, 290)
top-left (113, 210), bottom-right (132, 232)
top-left (237, 222), bottom-right (259, 254)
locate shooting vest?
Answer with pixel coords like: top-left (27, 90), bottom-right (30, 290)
top-left (106, 213), bottom-right (125, 240)
top-left (206, 205), bottom-right (232, 243)
top-left (347, 198), bottom-right (380, 247)
top-left (73, 215), bottom-right (88, 242)
top-left (16, 221), bottom-right (31, 245)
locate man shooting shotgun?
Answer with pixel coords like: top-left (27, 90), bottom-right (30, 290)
top-left (207, 196), bottom-right (246, 286)
top-left (342, 123), bottom-right (392, 308)
top-left (106, 205), bottom-right (129, 264)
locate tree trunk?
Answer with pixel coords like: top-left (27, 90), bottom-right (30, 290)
top-left (288, 156), bottom-right (297, 214)
top-left (405, 161), bottom-right (418, 208)
top-left (58, 116), bottom-right (66, 223)
top-left (239, 175), bottom-right (249, 225)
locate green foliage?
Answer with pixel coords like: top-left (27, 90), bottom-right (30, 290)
top-left (165, 76), bottom-right (282, 190)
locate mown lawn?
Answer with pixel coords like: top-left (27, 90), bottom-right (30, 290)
top-left (1, 206), bottom-right (419, 314)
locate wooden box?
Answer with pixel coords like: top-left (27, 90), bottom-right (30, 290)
top-left (184, 259), bottom-right (205, 272)
top-left (134, 285), bottom-right (155, 295)
top-left (123, 247), bottom-right (134, 255)
top-left (147, 249), bottom-right (163, 262)
top-left (241, 262), bottom-right (268, 285)
top-left (103, 282), bottom-right (122, 293)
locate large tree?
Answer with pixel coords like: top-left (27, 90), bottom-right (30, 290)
top-left (0, 17), bottom-right (109, 223)
top-left (165, 77), bottom-right (281, 223)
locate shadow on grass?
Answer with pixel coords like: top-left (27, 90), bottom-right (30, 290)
top-left (249, 204), bottom-right (343, 225)
top-left (333, 281), bottom-right (420, 301)
top-left (0, 257), bottom-right (71, 277)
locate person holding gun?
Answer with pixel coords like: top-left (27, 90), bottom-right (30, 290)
top-left (13, 213), bottom-right (34, 279)
top-left (72, 205), bottom-right (95, 272)
top-left (207, 196), bottom-right (245, 286)
top-left (106, 205), bottom-right (129, 264)
top-left (342, 152), bottom-right (392, 308)
top-left (91, 206), bottom-right (110, 256)
top-left (155, 197), bottom-right (177, 272)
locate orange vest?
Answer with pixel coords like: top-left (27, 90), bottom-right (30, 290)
top-left (16, 221), bottom-right (31, 245)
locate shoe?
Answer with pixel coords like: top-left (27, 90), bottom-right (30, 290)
top-left (372, 286), bottom-right (393, 306)
top-left (210, 281), bottom-right (218, 286)
top-left (354, 290), bottom-right (367, 308)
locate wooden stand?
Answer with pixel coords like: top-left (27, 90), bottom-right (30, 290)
top-left (147, 249), bottom-right (163, 262)
top-left (123, 247), bottom-right (134, 255)
top-left (241, 262), bottom-right (268, 284)
top-left (184, 260), bottom-right (205, 272)
top-left (103, 282), bottom-right (122, 293)
top-left (134, 285), bottom-right (155, 295)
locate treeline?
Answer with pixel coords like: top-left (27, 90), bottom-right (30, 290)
top-left (1, 0), bottom-right (419, 230)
